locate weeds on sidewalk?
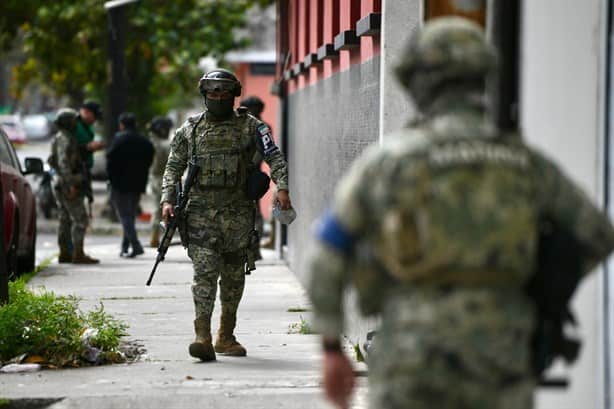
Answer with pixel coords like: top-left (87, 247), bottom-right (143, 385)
top-left (286, 306), bottom-right (310, 313)
top-left (0, 279), bottom-right (128, 368)
top-left (287, 315), bottom-right (315, 334)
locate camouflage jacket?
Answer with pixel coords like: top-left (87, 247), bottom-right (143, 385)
top-left (50, 128), bottom-right (84, 191)
top-left (161, 109), bottom-right (288, 207)
top-left (308, 105), bottom-right (614, 339)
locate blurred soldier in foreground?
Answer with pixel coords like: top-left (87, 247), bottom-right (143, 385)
top-left (307, 17), bottom-right (614, 409)
top-left (49, 109), bottom-right (99, 264)
top-left (161, 69), bottom-right (291, 361)
top-left (147, 116), bottom-right (174, 248)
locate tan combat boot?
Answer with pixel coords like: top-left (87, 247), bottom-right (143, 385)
top-left (214, 313), bottom-right (247, 356)
top-left (58, 246), bottom-right (72, 263)
top-left (189, 318), bottom-right (216, 361)
top-left (72, 247), bottom-right (100, 264)
top-left (149, 229), bottom-right (160, 248)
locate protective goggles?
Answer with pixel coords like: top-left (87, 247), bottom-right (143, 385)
top-left (199, 78), bottom-right (238, 94)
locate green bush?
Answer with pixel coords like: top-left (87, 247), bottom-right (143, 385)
top-left (0, 279), bottom-right (128, 366)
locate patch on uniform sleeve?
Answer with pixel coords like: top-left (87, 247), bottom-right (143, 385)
top-left (257, 124), bottom-right (279, 155)
top-left (316, 212), bottom-right (355, 255)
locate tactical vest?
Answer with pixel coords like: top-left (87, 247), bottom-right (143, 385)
top-left (373, 134), bottom-right (538, 288)
top-left (189, 112), bottom-right (257, 194)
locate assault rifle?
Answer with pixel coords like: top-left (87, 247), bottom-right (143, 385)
top-left (146, 162), bottom-right (200, 286)
top-left (526, 217), bottom-right (583, 387)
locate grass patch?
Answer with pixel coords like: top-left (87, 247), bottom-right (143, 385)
top-left (286, 307), bottom-right (310, 313)
top-left (287, 315), bottom-right (315, 334)
top-left (0, 279), bottom-right (128, 367)
top-left (19, 254), bottom-right (56, 283)
top-left (0, 399), bottom-right (8, 407)
top-left (353, 343), bottom-right (365, 363)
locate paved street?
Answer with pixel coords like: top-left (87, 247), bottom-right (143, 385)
top-left (1, 234), bottom-right (368, 408)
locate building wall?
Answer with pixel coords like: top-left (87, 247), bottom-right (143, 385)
top-left (380, 0), bottom-right (422, 138)
top-left (520, 1), bottom-right (607, 408)
top-left (286, 56), bottom-right (380, 285)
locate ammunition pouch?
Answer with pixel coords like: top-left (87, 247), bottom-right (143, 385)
top-left (244, 229), bottom-right (260, 274)
top-left (246, 169), bottom-right (270, 200)
top-left (199, 151), bottom-right (241, 188)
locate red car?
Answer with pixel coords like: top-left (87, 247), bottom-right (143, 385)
top-left (0, 127), bottom-right (43, 277)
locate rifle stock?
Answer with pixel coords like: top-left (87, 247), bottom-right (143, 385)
top-left (146, 161), bottom-right (200, 285)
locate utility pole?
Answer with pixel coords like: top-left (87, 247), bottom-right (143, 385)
top-left (104, 0), bottom-right (139, 143)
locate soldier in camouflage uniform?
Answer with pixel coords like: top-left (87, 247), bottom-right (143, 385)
top-left (307, 17), bottom-right (614, 409)
top-left (49, 109), bottom-right (99, 264)
top-left (161, 69), bottom-right (291, 362)
top-left (147, 116), bottom-right (173, 248)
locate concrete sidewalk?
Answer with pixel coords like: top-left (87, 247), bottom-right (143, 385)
top-left (0, 239), bottom-right (367, 408)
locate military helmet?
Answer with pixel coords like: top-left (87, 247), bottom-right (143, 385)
top-left (54, 108), bottom-right (78, 130)
top-left (395, 17), bottom-right (496, 106)
top-left (198, 69), bottom-right (242, 98)
top-left (148, 116), bottom-right (173, 137)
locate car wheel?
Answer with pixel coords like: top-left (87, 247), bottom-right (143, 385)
top-left (18, 224), bottom-right (36, 275)
top-left (7, 222), bottom-right (18, 280)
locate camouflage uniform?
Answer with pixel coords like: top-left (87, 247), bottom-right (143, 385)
top-left (307, 17), bottom-right (614, 409)
top-left (161, 107), bottom-right (288, 357)
top-left (49, 109), bottom-right (97, 264)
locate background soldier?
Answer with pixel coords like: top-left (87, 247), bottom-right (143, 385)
top-left (161, 69), bottom-right (292, 362)
top-left (49, 108), bottom-right (99, 264)
top-left (239, 96), bottom-right (267, 258)
top-left (307, 17), bottom-right (614, 409)
top-left (147, 116), bottom-right (174, 248)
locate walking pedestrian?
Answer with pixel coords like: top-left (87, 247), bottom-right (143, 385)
top-left (106, 112), bottom-right (154, 258)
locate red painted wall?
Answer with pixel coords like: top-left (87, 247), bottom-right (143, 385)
top-left (281, 0), bottom-right (381, 94)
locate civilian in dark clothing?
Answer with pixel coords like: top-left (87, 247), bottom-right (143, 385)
top-left (106, 112), bottom-right (154, 257)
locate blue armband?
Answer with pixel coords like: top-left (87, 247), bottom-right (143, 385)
top-left (316, 212), bottom-right (355, 255)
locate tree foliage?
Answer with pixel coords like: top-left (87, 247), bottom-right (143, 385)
top-left (1, 0), bottom-right (274, 119)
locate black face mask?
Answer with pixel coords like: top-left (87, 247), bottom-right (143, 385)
top-left (205, 97), bottom-right (234, 117)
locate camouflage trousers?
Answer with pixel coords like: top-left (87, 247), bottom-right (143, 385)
top-left (55, 189), bottom-right (88, 250)
top-left (367, 351), bottom-right (534, 409)
top-left (186, 244), bottom-right (246, 323)
top-left (367, 289), bottom-right (536, 409)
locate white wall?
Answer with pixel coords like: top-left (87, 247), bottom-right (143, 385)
top-left (379, 0), bottom-right (422, 139)
top-left (520, 1), bottom-right (607, 408)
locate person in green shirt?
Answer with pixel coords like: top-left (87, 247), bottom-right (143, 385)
top-left (75, 100), bottom-right (105, 168)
